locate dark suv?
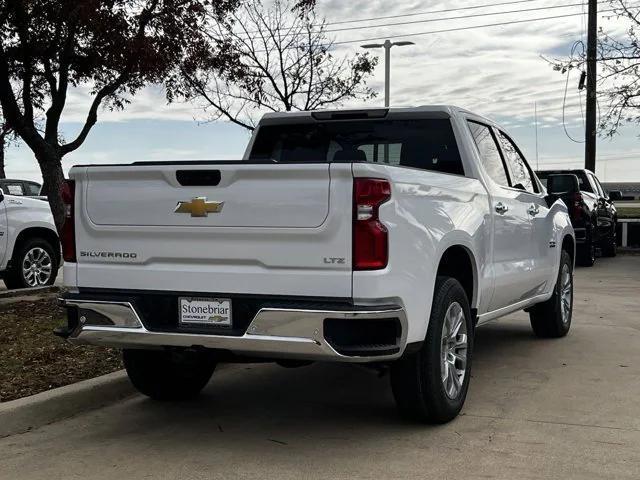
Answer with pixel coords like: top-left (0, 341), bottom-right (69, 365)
top-left (536, 169), bottom-right (618, 266)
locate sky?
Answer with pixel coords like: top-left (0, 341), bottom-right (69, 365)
top-left (4, 0), bottom-right (640, 184)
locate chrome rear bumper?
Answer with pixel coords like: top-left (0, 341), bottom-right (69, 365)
top-left (60, 298), bottom-right (407, 363)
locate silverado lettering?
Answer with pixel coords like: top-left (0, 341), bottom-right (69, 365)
top-left (80, 251), bottom-right (138, 259)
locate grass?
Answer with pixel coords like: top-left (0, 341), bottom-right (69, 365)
top-left (0, 295), bottom-right (122, 403)
top-left (617, 206), bottom-right (640, 219)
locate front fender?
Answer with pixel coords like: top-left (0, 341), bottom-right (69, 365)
top-left (550, 200), bottom-right (576, 272)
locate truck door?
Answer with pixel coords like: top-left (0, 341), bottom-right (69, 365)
top-left (467, 121), bottom-right (535, 311)
top-left (495, 130), bottom-right (554, 294)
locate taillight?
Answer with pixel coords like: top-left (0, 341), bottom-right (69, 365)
top-left (60, 180), bottom-right (76, 262)
top-left (571, 192), bottom-right (583, 220)
top-left (353, 178), bottom-right (391, 270)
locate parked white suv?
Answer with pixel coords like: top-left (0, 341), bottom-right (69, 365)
top-left (58, 106), bottom-right (575, 423)
top-left (0, 191), bottom-right (60, 289)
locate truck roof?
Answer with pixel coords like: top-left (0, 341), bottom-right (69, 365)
top-left (536, 169), bottom-right (595, 175)
top-left (259, 105), bottom-right (495, 125)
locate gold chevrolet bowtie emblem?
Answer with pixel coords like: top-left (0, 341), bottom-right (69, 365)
top-left (174, 197), bottom-right (224, 217)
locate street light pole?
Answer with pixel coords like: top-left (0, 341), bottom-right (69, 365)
top-left (361, 39), bottom-right (414, 163)
top-left (361, 39), bottom-right (415, 108)
top-left (384, 40), bottom-right (391, 107)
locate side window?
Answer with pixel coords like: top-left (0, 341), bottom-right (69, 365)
top-left (496, 131), bottom-right (536, 193)
top-left (467, 121), bottom-right (510, 186)
top-left (590, 174), bottom-right (604, 197)
top-left (25, 182), bottom-right (42, 196)
top-left (576, 173), bottom-right (593, 193)
top-left (4, 183), bottom-right (25, 196)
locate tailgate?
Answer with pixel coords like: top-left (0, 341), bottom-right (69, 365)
top-left (72, 163), bottom-right (353, 298)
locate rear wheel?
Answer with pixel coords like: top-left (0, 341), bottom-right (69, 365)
top-left (529, 250), bottom-right (573, 338)
top-left (3, 237), bottom-right (59, 289)
top-left (390, 277), bottom-right (473, 424)
top-left (123, 349), bottom-right (217, 401)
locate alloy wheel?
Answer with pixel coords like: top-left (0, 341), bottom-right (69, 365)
top-left (440, 301), bottom-right (468, 399)
top-left (560, 264), bottom-right (572, 324)
top-left (21, 247), bottom-right (53, 287)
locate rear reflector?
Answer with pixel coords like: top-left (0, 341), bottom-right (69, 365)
top-left (353, 178), bottom-right (391, 270)
top-left (60, 180), bottom-right (76, 263)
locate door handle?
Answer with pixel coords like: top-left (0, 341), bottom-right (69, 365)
top-left (495, 202), bottom-right (508, 215)
top-left (528, 204), bottom-right (540, 216)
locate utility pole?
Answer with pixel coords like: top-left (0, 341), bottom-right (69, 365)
top-left (585, 0), bottom-right (597, 172)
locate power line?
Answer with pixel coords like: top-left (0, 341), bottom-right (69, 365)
top-left (237, 0), bottom-right (548, 36)
top-left (323, 0), bottom-right (546, 27)
top-left (331, 7), bottom-right (625, 46)
top-left (562, 41), bottom-right (587, 143)
top-left (317, 1), bottom-right (607, 36)
top-left (238, 0), bottom-right (589, 38)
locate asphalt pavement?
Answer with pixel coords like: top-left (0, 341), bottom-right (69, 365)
top-left (1, 256), bottom-right (639, 479)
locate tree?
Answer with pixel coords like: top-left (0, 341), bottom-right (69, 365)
top-left (550, 1), bottom-right (640, 137)
top-left (0, 109), bottom-right (15, 179)
top-left (0, 0), bottom-right (242, 230)
top-left (178, 0), bottom-right (378, 131)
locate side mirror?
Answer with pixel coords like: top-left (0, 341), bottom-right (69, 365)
top-left (608, 190), bottom-right (623, 201)
top-left (547, 174), bottom-right (580, 195)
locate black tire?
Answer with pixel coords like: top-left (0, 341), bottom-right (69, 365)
top-left (123, 349), bottom-right (217, 401)
top-left (390, 277), bottom-right (474, 424)
top-left (3, 237), bottom-right (59, 290)
top-left (529, 250), bottom-right (573, 338)
top-left (601, 225), bottom-right (617, 257)
top-left (577, 228), bottom-right (595, 267)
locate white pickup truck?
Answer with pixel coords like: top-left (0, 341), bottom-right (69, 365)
top-left (0, 191), bottom-right (60, 289)
top-left (58, 106), bottom-right (575, 423)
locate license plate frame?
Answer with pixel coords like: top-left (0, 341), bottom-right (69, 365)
top-left (178, 297), bottom-right (232, 327)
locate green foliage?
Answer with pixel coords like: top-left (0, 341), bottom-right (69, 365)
top-left (0, 0), bottom-right (242, 227)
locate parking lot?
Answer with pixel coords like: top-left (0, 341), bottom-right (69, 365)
top-left (1, 256), bottom-right (638, 479)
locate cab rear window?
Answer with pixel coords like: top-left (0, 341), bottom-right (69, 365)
top-left (249, 119), bottom-right (464, 176)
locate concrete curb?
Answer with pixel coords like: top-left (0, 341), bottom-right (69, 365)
top-left (0, 285), bottom-right (60, 300)
top-left (0, 370), bottom-right (135, 438)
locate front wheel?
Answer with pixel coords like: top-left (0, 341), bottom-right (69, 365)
top-left (529, 250), bottom-right (573, 338)
top-left (123, 349), bottom-right (217, 401)
top-left (3, 237), bottom-right (59, 289)
top-left (390, 277), bottom-right (474, 424)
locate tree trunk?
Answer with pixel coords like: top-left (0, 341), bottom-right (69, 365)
top-left (37, 153), bottom-right (66, 233)
top-left (0, 134), bottom-right (5, 179)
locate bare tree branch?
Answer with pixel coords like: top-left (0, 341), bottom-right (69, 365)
top-left (548, 0), bottom-right (640, 137)
top-left (182, 0), bottom-right (377, 130)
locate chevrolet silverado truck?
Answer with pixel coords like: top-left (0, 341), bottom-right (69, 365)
top-left (58, 106), bottom-right (575, 423)
top-left (0, 190), bottom-right (60, 289)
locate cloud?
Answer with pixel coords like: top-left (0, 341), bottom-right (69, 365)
top-left (4, 0), bottom-right (639, 182)
top-left (49, 0), bottom-right (628, 130)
